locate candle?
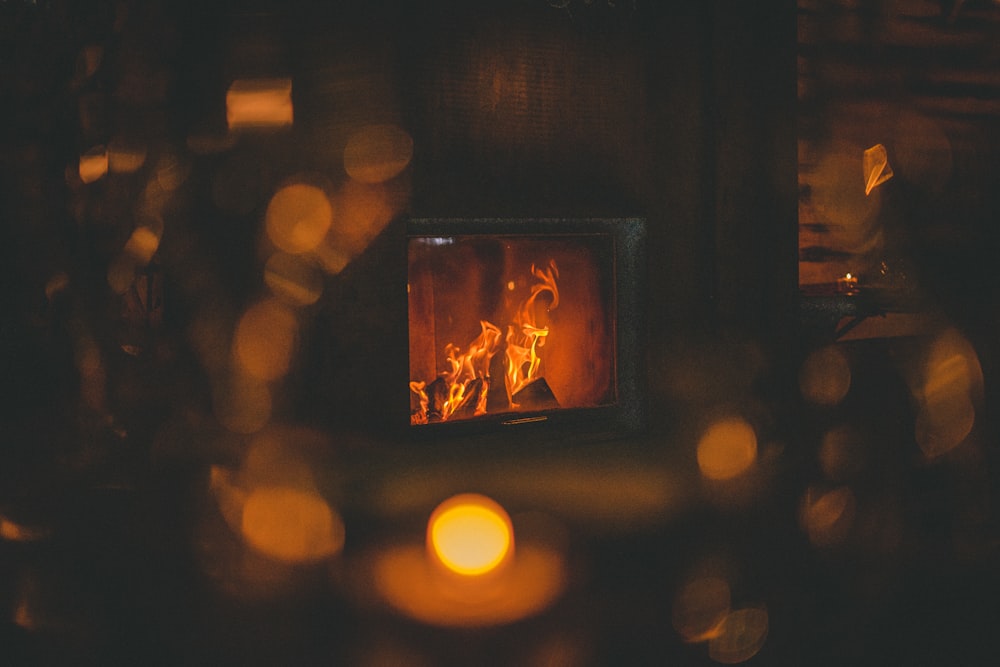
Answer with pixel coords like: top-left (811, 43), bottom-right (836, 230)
top-left (428, 493), bottom-right (513, 580)
top-left (369, 493), bottom-right (566, 627)
top-left (836, 272), bottom-right (859, 294)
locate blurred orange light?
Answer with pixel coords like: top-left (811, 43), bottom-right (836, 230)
top-left (233, 298), bottom-right (298, 381)
top-left (800, 485), bottom-right (856, 547)
top-left (697, 418), bottom-right (758, 481)
top-left (226, 78), bottom-right (293, 129)
top-left (240, 486), bottom-right (345, 564)
top-left (343, 124), bottom-right (413, 184)
top-left (331, 180), bottom-right (396, 255)
top-left (264, 252), bottom-right (323, 306)
top-left (800, 345), bottom-right (851, 406)
top-left (123, 224), bottom-right (161, 265)
top-left (428, 494), bottom-right (513, 577)
top-left (0, 516), bottom-right (50, 543)
top-left (916, 329), bottom-right (982, 459)
top-left (79, 145), bottom-right (108, 183)
top-left (672, 576), bottom-right (732, 642)
top-left (108, 136), bottom-right (146, 173)
top-left (707, 607), bottom-right (769, 664)
top-left (266, 183), bottom-right (333, 255)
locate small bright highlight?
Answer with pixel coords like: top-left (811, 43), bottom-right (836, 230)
top-left (428, 494), bottom-right (513, 577)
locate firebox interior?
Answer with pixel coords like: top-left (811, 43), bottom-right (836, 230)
top-left (406, 218), bottom-right (645, 438)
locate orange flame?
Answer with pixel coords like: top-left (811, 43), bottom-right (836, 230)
top-left (410, 260), bottom-right (560, 423)
top-left (506, 260), bottom-right (559, 400)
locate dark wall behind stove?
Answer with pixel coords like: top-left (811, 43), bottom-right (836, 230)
top-left (300, 0), bottom-right (799, 436)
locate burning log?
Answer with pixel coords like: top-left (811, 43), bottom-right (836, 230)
top-left (424, 376), bottom-right (449, 422)
top-left (486, 353), bottom-right (510, 413)
top-left (453, 377), bottom-right (485, 419)
top-left (511, 378), bottom-right (560, 412)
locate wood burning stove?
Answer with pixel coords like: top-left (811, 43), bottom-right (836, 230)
top-left (406, 218), bottom-right (646, 442)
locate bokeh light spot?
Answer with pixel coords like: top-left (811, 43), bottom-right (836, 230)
top-left (916, 329), bottom-right (982, 459)
top-left (343, 124), bottom-right (413, 184)
top-left (800, 345), bottom-right (851, 406)
top-left (227, 78), bottom-right (293, 129)
top-left (916, 393), bottom-right (975, 459)
top-left (123, 223), bottom-right (162, 265)
top-left (234, 298), bottom-right (298, 381)
top-left (697, 418), bottom-right (758, 481)
top-left (672, 576), bottom-right (732, 642)
top-left (428, 494), bottom-right (513, 577)
top-left (266, 183), bottom-right (333, 254)
top-left (241, 486), bottom-right (344, 564)
top-left (108, 136), bottom-right (146, 173)
top-left (707, 607), bottom-right (769, 664)
top-left (79, 145), bottom-right (108, 183)
top-left (264, 252), bottom-right (323, 306)
top-left (800, 485), bottom-right (856, 547)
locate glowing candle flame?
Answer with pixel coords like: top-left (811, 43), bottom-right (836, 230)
top-left (428, 494), bottom-right (513, 577)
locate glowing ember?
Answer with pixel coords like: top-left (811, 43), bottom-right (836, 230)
top-left (410, 260), bottom-right (560, 424)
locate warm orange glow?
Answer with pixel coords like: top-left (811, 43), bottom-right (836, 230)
top-left (108, 136), bottom-right (146, 173)
top-left (265, 183), bottom-right (333, 255)
top-left (233, 298), bottom-right (298, 381)
top-left (800, 486), bottom-right (856, 547)
top-left (123, 223), bottom-right (162, 266)
top-left (373, 541), bottom-right (564, 627)
top-left (800, 345), bottom-right (852, 406)
top-left (0, 516), bottom-right (50, 543)
top-left (325, 179), bottom-right (400, 262)
top-left (707, 607), bottom-right (769, 664)
top-left (264, 252), bottom-right (323, 306)
top-left (863, 143), bottom-right (893, 195)
top-left (226, 78), bottom-right (293, 129)
top-left (916, 329), bottom-right (982, 459)
top-left (79, 145), bottom-right (108, 183)
top-left (343, 124), bottom-right (413, 184)
top-left (672, 576), bottom-right (732, 642)
top-left (240, 486), bottom-right (345, 564)
top-left (428, 494), bottom-right (513, 577)
top-left (697, 418), bottom-right (758, 481)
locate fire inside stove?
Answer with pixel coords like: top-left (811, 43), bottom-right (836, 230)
top-left (408, 234), bottom-right (615, 426)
